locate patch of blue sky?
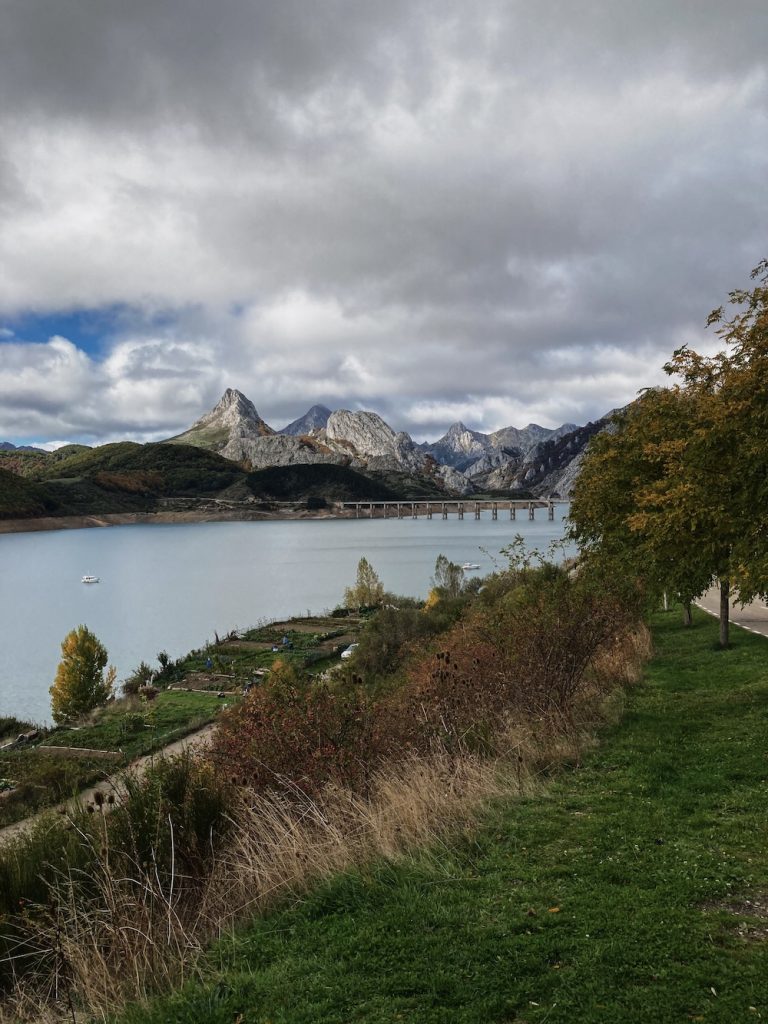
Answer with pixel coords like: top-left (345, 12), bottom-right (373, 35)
top-left (0, 305), bottom-right (182, 357)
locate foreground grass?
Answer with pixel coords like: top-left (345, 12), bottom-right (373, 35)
top-left (116, 608), bottom-right (768, 1024)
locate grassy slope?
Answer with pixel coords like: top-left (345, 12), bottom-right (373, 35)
top-left (119, 609), bottom-right (768, 1024)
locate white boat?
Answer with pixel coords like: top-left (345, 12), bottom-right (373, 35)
top-left (81, 575), bottom-right (100, 584)
top-left (461, 563), bottom-right (480, 571)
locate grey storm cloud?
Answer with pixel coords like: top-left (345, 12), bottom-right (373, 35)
top-left (0, 0), bottom-right (766, 443)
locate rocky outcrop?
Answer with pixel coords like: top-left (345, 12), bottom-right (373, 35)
top-left (488, 423), bottom-right (550, 455)
top-left (423, 419), bottom-right (584, 490)
top-left (170, 389), bottom-right (274, 453)
top-left (278, 404), bottom-right (332, 436)
top-left (220, 433), bottom-right (343, 470)
top-left (326, 410), bottom-right (473, 494)
top-left (422, 422), bottom-right (495, 470)
top-left (326, 410), bottom-right (409, 460)
top-left (483, 418), bottom-right (610, 496)
top-left (463, 449), bottom-right (522, 481)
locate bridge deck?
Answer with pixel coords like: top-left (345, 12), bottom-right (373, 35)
top-left (338, 499), bottom-right (568, 520)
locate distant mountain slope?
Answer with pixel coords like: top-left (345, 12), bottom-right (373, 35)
top-left (0, 444), bottom-right (94, 479)
top-left (483, 417), bottom-right (611, 496)
top-left (37, 441), bottom-right (243, 495)
top-left (0, 441), bottom-right (46, 453)
top-left (168, 388), bottom-right (274, 451)
top-left (422, 422), bottom-right (497, 470)
top-left (0, 391), bottom-right (609, 512)
top-left (0, 442), bottom-right (247, 516)
top-left (422, 419), bottom-right (584, 488)
top-left (488, 423), bottom-right (553, 453)
top-left (0, 468), bottom-right (55, 519)
top-left (278, 405), bottom-right (332, 435)
top-left (165, 392), bottom-right (472, 495)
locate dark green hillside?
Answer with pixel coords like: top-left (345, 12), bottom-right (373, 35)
top-left (0, 468), bottom-right (56, 518)
top-left (39, 442), bottom-right (243, 495)
top-left (246, 464), bottom-right (400, 502)
top-left (246, 463), bottom-right (453, 501)
top-left (369, 468), bottom-right (454, 499)
top-left (0, 444), bottom-right (95, 480)
top-left (0, 443), bottom-right (247, 517)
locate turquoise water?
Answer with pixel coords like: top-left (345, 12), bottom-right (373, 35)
top-left (0, 509), bottom-right (572, 724)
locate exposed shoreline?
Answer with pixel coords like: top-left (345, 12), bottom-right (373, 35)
top-left (0, 506), bottom-right (354, 535)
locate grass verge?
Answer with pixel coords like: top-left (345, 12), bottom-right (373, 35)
top-left (115, 608), bottom-right (768, 1024)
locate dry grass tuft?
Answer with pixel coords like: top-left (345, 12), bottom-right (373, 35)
top-left (1, 745), bottom-right (539, 1022)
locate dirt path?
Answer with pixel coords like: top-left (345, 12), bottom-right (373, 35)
top-left (0, 722), bottom-right (217, 847)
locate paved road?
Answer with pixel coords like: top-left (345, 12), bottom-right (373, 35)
top-left (0, 722), bottom-right (216, 846)
top-left (695, 587), bottom-right (768, 639)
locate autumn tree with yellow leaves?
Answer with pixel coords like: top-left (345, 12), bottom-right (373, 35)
top-left (571, 260), bottom-right (768, 647)
top-left (50, 625), bottom-right (116, 724)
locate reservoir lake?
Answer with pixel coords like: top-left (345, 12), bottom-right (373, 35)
top-left (0, 509), bottom-right (572, 725)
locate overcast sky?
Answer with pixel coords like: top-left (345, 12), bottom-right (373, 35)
top-left (0, 0), bottom-right (766, 446)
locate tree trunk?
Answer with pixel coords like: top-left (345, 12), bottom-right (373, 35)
top-left (682, 601), bottom-right (692, 626)
top-left (719, 578), bottom-right (730, 648)
top-left (662, 591), bottom-right (669, 612)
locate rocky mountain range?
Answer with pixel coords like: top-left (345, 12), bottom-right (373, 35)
top-left (164, 389), bottom-right (608, 497)
top-left (1, 390), bottom-right (610, 502)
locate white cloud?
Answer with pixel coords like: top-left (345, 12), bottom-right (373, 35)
top-left (0, 1), bottom-right (765, 443)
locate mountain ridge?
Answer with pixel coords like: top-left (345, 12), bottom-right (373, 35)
top-left (1, 391), bottom-right (610, 503)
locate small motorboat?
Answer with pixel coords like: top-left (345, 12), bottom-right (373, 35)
top-left (461, 563), bottom-right (480, 571)
top-left (81, 575), bottom-right (100, 584)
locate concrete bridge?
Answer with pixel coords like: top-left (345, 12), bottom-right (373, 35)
top-left (338, 499), bottom-right (569, 521)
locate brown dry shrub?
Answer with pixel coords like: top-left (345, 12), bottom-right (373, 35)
top-left (93, 470), bottom-right (162, 494)
top-left (211, 674), bottom-right (376, 798)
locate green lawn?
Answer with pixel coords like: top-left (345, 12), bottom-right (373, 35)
top-left (46, 689), bottom-right (226, 758)
top-left (116, 608), bottom-right (768, 1024)
top-left (0, 691), bottom-right (226, 827)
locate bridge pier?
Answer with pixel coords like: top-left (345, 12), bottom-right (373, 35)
top-left (340, 497), bottom-right (563, 521)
